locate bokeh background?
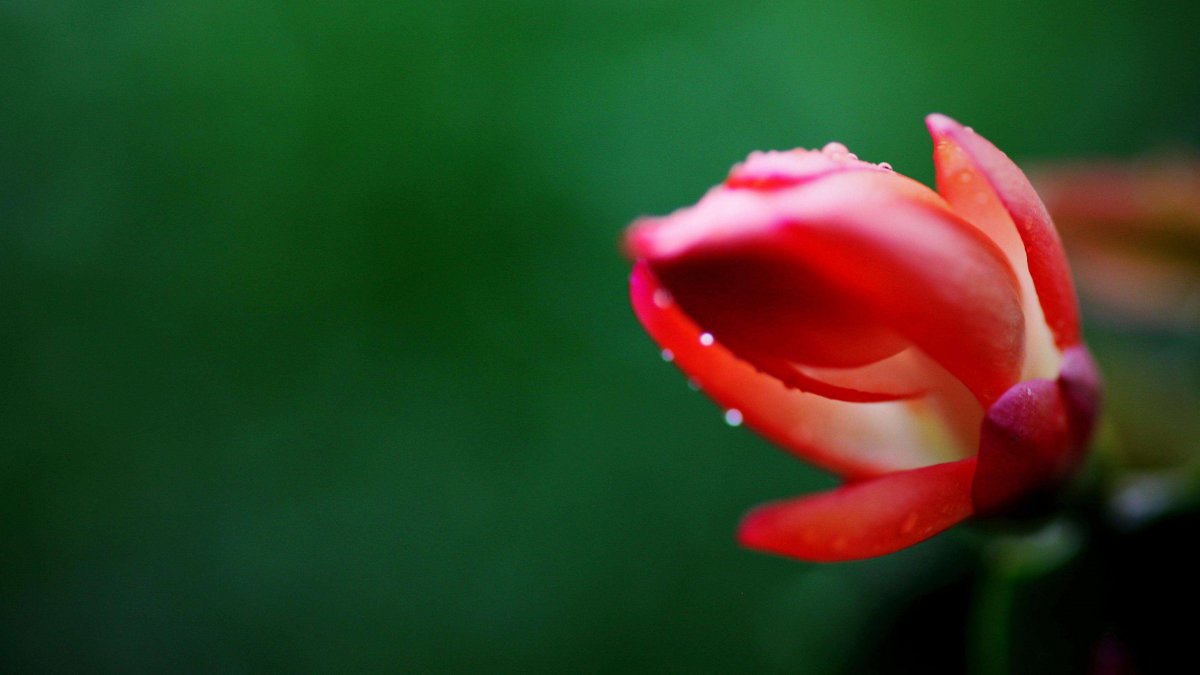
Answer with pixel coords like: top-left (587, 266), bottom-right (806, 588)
top-left (3, 2), bottom-right (1199, 672)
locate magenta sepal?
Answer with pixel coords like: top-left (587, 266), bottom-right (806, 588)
top-left (973, 345), bottom-right (1102, 515)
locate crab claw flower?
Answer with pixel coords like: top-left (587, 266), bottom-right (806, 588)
top-left (625, 115), bottom-right (1102, 562)
top-left (1031, 156), bottom-right (1200, 328)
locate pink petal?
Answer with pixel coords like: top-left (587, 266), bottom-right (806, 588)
top-left (727, 350), bottom-right (926, 403)
top-left (777, 348), bottom-right (938, 401)
top-left (737, 458), bottom-right (977, 562)
top-left (630, 263), bottom-right (966, 478)
top-left (927, 114), bottom-right (1082, 349)
top-left (650, 236), bottom-right (908, 370)
top-left (628, 170), bottom-right (1026, 406)
top-left (926, 119), bottom-right (1060, 380)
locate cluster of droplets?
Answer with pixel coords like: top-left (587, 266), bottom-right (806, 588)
top-left (647, 283), bottom-right (742, 428)
top-left (819, 141), bottom-right (895, 173)
top-left (820, 141), bottom-right (856, 160)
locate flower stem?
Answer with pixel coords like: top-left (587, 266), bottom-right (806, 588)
top-left (969, 519), bottom-right (1084, 675)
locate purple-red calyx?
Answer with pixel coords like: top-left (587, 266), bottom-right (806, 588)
top-left (625, 115), bottom-right (1102, 562)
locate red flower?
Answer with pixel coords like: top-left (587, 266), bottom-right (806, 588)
top-left (625, 115), bottom-right (1101, 561)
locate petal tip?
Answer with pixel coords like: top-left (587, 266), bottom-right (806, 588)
top-left (735, 509), bottom-right (771, 550)
top-left (925, 113), bottom-right (960, 137)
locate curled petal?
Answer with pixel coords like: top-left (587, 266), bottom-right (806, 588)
top-left (770, 348), bottom-right (938, 402)
top-left (650, 239), bottom-right (908, 370)
top-left (729, 351), bottom-right (925, 404)
top-left (629, 170), bottom-right (1026, 406)
top-left (630, 263), bottom-right (964, 478)
top-left (737, 458), bottom-right (977, 562)
top-left (927, 114), bottom-right (1082, 349)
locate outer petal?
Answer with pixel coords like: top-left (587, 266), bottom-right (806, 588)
top-left (629, 170), bottom-right (1026, 406)
top-left (737, 458), bottom-right (977, 562)
top-left (927, 114), bottom-right (1082, 349)
top-left (630, 263), bottom-right (965, 478)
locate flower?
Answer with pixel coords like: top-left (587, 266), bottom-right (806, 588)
top-left (625, 115), bottom-right (1102, 561)
top-left (1031, 156), bottom-right (1200, 328)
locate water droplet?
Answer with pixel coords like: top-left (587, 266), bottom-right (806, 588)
top-left (653, 289), bottom-right (673, 308)
top-left (660, 349), bottom-right (674, 362)
top-left (724, 409), bottom-right (743, 427)
top-left (878, 162), bottom-right (893, 171)
top-left (687, 378), bottom-right (702, 391)
top-left (965, 126), bottom-right (974, 133)
top-left (821, 142), bottom-right (848, 155)
top-left (699, 332), bottom-right (714, 346)
top-left (846, 152), bottom-right (858, 161)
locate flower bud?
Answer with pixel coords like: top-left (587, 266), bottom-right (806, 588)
top-left (626, 115), bottom-right (1102, 561)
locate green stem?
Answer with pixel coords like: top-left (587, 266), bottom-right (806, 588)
top-left (968, 520), bottom-right (1084, 675)
top-left (969, 556), bottom-right (1017, 675)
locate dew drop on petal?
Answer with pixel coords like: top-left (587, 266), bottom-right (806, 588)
top-left (846, 152), bottom-right (858, 161)
top-left (821, 142), bottom-right (849, 155)
top-left (687, 378), bottom-right (702, 391)
top-left (653, 288), bottom-right (673, 308)
top-left (878, 162), bottom-right (893, 171)
top-left (661, 348), bottom-right (674, 362)
top-left (724, 409), bottom-right (744, 427)
top-left (699, 332), bottom-right (714, 347)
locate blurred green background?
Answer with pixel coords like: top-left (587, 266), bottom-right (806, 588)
top-left (2, 1), bottom-right (1199, 672)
